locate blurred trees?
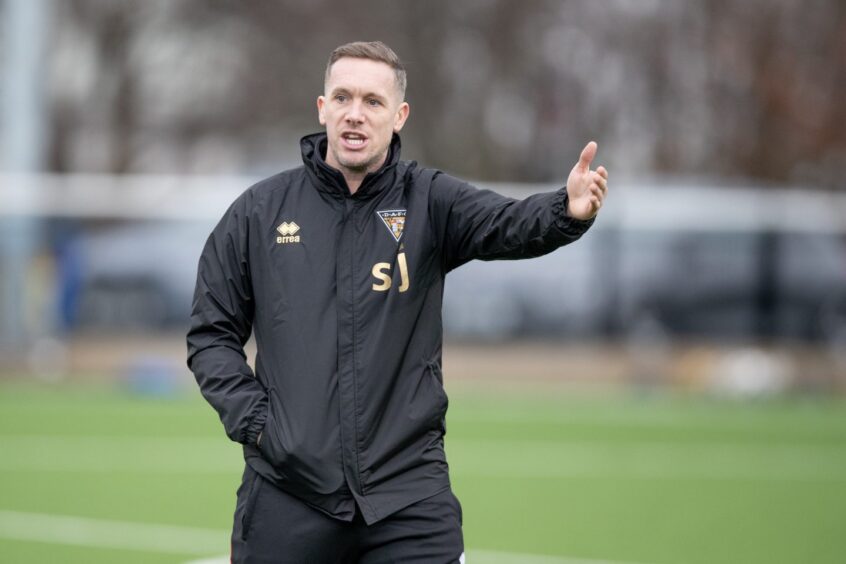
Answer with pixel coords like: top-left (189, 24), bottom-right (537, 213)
top-left (45, 0), bottom-right (845, 188)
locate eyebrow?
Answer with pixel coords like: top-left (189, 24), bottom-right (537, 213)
top-left (330, 87), bottom-right (388, 103)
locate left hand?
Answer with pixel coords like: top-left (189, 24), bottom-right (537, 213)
top-left (566, 141), bottom-right (608, 220)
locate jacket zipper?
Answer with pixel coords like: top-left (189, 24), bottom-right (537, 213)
top-left (345, 198), bottom-right (365, 493)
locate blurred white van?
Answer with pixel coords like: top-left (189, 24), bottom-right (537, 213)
top-left (443, 179), bottom-right (846, 344)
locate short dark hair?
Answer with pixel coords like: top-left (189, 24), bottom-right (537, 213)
top-left (324, 41), bottom-right (407, 100)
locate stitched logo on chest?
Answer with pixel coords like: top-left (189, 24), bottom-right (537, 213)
top-left (376, 209), bottom-right (406, 242)
top-left (276, 221), bottom-right (301, 244)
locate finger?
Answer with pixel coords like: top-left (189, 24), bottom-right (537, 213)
top-left (590, 196), bottom-right (601, 212)
top-left (596, 165), bottom-right (608, 180)
top-left (593, 173), bottom-right (607, 194)
top-left (577, 141), bottom-right (597, 173)
top-left (590, 184), bottom-right (604, 201)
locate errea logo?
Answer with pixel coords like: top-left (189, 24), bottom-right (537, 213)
top-left (276, 222), bottom-right (301, 244)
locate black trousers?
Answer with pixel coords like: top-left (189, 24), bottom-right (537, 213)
top-left (231, 465), bottom-right (464, 563)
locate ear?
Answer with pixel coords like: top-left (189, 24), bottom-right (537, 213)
top-left (393, 102), bottom-right (410, 133)
top-left (317, 96), bottom-right (326, 126)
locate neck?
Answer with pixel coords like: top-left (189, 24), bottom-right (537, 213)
top-left (344, 169), bottom-right (369, 195)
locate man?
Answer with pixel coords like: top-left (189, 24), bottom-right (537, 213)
top-left (187, 41), bottom-right (608, 563)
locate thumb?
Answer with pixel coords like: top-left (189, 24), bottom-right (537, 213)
top-left (576, 141), bottom-right (597, 173)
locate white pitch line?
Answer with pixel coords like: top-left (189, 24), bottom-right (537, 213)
top-left (0, 510), bottom-right (648, 564)
top-left (469, 549), bottom-right (648, 564)
top-left (184, 550), bottom-right (647, 564)
top-left (0, 510), bottom-right (228, 556)
top-left (2, 435), bottom-right (844, 482)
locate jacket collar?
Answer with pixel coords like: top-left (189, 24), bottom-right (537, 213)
top-left (300, 131), bottom-right (402, 199)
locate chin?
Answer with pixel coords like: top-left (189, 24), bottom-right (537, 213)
top-left (339, 153), bottom-right (378, 173)
top-left (338, 158), bottom-right (368, 171)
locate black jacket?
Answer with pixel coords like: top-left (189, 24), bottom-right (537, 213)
top-left (187, 132), bottom-right (594, 524)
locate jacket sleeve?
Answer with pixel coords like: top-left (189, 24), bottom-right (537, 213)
top-left (186, 190), bottom-right (268, 446)
top-left (429, 171), bottom-right (596, 271)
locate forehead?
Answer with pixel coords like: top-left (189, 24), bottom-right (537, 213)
top-left (326, 57), bottom-right (398, 97)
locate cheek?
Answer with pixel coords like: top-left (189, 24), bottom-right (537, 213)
top-left (380, 116), bottom-right (396, 134)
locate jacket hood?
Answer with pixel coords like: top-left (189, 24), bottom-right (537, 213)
top-left (300, 131), bottom-right (402, 199)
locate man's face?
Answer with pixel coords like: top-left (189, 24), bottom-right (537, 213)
top-left (317, 57), bottom-right (410, 176)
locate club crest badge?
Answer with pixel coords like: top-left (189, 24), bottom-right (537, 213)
top-left (376, 209), bottom-right (406, 242)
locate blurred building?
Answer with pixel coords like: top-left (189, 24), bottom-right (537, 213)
top-left (2, 0), bottom-right (845, 389)
top-left (25, 0), bottom-right (846, 187)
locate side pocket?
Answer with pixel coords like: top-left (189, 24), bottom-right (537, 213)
top-left (257, 389), bottom-right (290, 480)
top-left (427, 360), bottom-right (449, 434)
top-left (451, 490), bottom-right (464, 526)
top-left (257, 388), bottom-right (277, 463)
top-left (240, 470), bottom-right (263, 541)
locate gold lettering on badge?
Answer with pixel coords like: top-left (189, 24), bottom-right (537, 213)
top-left (371, 252), bottom-right (410, 293)
top-left (397, 252), bottom-right (410, 293)
top-left (372, 262), bottom-right (392, 291)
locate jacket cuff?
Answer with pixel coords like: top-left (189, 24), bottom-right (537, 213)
top-left (552, 186), bottom-right (596, 235)
top-left (240, 398), bottom-right (269, 446)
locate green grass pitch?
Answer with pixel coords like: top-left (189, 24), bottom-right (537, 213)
top-left (1, 381), bottom-right (845, 563)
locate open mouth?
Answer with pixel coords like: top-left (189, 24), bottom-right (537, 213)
top-left (341, 132), bottom-right (368, 149)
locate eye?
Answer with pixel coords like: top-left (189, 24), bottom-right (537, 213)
top-left (334, 94), bottom-right (348, 103)
top-left (367, 98), bottom-right (381, 107)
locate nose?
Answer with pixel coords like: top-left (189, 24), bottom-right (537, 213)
top-left (345, 100), bottom-right (365, 125)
